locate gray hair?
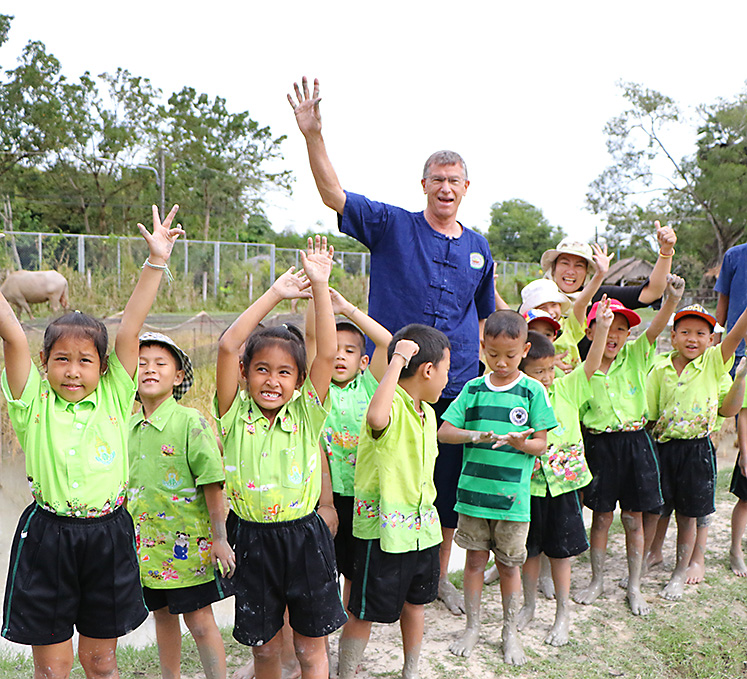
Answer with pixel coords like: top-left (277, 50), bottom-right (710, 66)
top-left (422, 150), bottom-right (468, 180)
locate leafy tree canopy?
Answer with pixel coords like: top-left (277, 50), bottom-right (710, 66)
top-left (487, 198), bottom-right (564, 263)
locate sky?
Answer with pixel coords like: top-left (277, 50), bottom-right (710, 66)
top-left (3, 1), bottom-right (747, 244)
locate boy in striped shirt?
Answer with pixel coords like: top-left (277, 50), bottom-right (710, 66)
top-left (438, 310), bottom-right (557, 666)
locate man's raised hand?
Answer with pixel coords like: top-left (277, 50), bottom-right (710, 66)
top-left (288, 76), bottom-right (322, 137)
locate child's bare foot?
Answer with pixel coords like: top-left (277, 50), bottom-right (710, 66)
top-left (483, 564), bottom-right (499, 585)
top-left (449, 628), bottom-right (479, 658)
top-left (438, 578), bottom-right (465, 615)
top-left (516, 602), bottom-right (535, 631)
top-left (545, 611), bottom-right (570, 647)
top-left (659, 573), bottom-right (685, 601)
top-left (574, 577), bottom-right (603, 605)
top-left (502, 628), bottom-right (527, 666)
top-left (538, 555), bottom-right (555, 599)
top-left (232, 660), bottom-right (255, 679)
top-left (647, 550), bottom-right (664, 570)
top-left (730, 548), bottom-right (747, 576)
top-left (627, 586), bottom-right (651, 615)
top-left (685, 560), bottom-right (705, 584)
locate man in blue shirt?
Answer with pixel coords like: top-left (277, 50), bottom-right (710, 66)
top-left (289, 77), bottom-right (495, 614)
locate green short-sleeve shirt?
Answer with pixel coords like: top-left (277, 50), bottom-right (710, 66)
top-left (646, 346), bottom-right (733, 443)
top-left (353, 385), bottom-right (442, 554)
top-left (581, 332), bottom-right (655, 433)
top-left (554, 313), bottom-right (585, 372)
top-left (531, 367), bottom-right (593, 497)
top-left (442, 373), bottom-right (558, 522)
top-left (128, 398), bottom-right (225, 588)
top-left (322, 369), bottom-right (378, 496)
top-left (215, 376), bottom-right (329, 523)
top-left (1, 352), bottom-right (136, 517)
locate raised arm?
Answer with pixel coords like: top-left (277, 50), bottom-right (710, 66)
top-left (720, 358), bottom-right (747, 418)
top-left (583, 295), bottom-right (613, 380)
top-left (645, 274), bottom-right (685, 345)
top-left (573, 243), bottom-right (613, 324)
top-left (116, 204), bottom-right (184, 378)
top-left (0, 291), bottom-right (31, 399)
top-left (638, 221), bottom-right (677, 305)
top-left (720, 298), bottom-right (747, 362)
top-left (305, 236), bottom-right (335, 404)
top-left (216, 267), bottom-right (311, 417)
top-left (367, 339), bottom-right (418, 434)
top-left (330, 288), bottom-right (392, 381)
top-left (288, 77), bottom-right (346, 214)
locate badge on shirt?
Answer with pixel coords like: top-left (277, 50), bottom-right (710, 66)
top-left (470, 252), bottom-right (485, 269)
top-left (509, 407), bottom-right (529, 426)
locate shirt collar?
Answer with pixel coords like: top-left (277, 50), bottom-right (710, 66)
top-left (132, 396), bottom-right (178, 432)
top-left (51, 384), bottom-right (98, 412)
top-left (668, 350), bottom-right (707, 373)
top-left (331, 371), bottom-right (363, 391)
top-left (241, 391), bottom-right (300, 433)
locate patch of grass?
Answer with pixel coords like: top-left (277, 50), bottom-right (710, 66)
top-left (448, 568), bottom-right (464, 590)
top-left (0, 649), bottom-right (34, 679)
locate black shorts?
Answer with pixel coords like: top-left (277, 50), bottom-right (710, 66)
top-left (730, 456), bottom-right (747, 501)
top-left (143, 575), bottom-right (233, 615)
top-left (526, 491), bottom-right (589, 559)
top-left (582, 430), bottom-right (663, 513)
top-left (232, 511), bottom-right (347, 646)
top-left (433, 396), bottom-right (463, 530)
top-left (655, 438), bottom-right (717, 518)
top-left (332, 493), bottom-right (356, 580)
top-left (348, 540), bottom-right (439, 624)
top-left (2, 503), bottom-right (148, 646)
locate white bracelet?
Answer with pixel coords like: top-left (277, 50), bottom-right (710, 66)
top-left (142, 259), bottom-right (173, 284)
top-left (392, 351), bottom-right (411, 368)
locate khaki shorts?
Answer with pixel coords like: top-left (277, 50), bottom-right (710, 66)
top-left (454, 514), bottom-right (529, 567)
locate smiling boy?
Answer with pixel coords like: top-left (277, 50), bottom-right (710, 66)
top-left (128, 332), bottom-right (234, 679)
top-left (645, 303), bottom-right (747, 600)
top-left (574, 276), bottom-right (684, 616)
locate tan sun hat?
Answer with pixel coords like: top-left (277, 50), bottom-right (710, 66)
top-left (540, 237), bottom-right (596, 275)
top-left (519, 279), bottom-right (571, 316)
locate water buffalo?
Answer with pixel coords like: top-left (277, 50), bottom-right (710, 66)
top-left (0, 270), bottom-right (70, 319)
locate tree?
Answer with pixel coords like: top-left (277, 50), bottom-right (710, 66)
top-left (160, 88), bottom-right (292, 241)
top-left (587, 81), bottom-right (747, 269)
top-left (487, 199), bottom-right (564, 263)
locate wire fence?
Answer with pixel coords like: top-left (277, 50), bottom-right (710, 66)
top-left (0, 232), bottom-right (371, 299)
top-left (1, 230), bottom-right (537, 297)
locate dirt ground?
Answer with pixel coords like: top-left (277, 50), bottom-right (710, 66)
top-left (0, 422), bottom-right (741, 677)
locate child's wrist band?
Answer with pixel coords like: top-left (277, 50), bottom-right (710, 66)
top-left (143, 258), bottom-right (174, 284)
top-left (392, 351), bottom-right (411, 368)
top-left (658, 248), bottom-right (675, 258)
top-left (348, 306), bottom-right (359, 318)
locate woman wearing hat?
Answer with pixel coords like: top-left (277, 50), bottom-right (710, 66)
top-left (541, 222), bottom-right (677, 309)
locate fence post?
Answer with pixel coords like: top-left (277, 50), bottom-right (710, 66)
top-left (244, 243), bottom-right (248, 263)
top-left (184, 239), bottom-right (188, 277)
top-left (213, 241), bottom-right (220, 298)
top-left (502, 260), bottom-right (507, 283)
top-left (270, 244), bottom-right (276, 283)
top-left (78, 235), bottom-right (85, 273)
top-left (37, 234), bottom-right (42, 270)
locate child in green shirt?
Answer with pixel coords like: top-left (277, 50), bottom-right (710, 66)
top-left (215, 236), bottom-right (346, 679)
top-left (0, 205), bottom-right (183, 677)
top-left (515, 298), bottom-right (613, 647)
top-left (129, 332), bottom-right (233, 679)
top-left (339, 324), bottom-right (450, 679)
top-left (574, 275), bottom-right (684, 616)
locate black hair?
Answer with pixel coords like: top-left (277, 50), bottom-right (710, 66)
top-left (42, 312), bottom-right (108, 370)
top-left (241, 323), bottom-right (307, 384)
top-left (139, 340), bottom-right (183, 370)
top-left (336, 320), bottom-right (366, 355)
top-left (520, 331), bottom-right (555, 370)
top-left (484, 309), bottom-right (528, 341)
top-left (387, 324), bottom-right (450, 379)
